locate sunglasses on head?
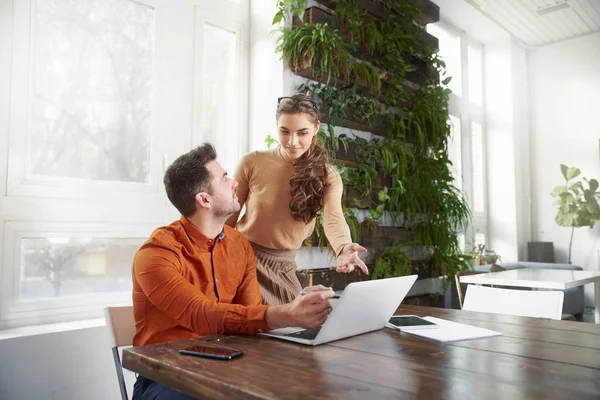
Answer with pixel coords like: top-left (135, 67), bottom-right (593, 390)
top-left (277, 96), bottom-right (317, 110)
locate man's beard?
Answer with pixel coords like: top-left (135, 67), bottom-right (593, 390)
top-left (213, 199), bottom-right (241, 218)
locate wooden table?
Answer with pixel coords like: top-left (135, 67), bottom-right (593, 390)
top-left (460, 268), bottom-right (600, 323)
top-left (122, 305), bottom-right (600, 399)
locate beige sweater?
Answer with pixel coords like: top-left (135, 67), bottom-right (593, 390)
top-left (234, 148), bottom-right (351, 255)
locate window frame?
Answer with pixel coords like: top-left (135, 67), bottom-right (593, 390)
top-left (6, 0), bottom-right (162, 199)
top-left (0, 0), bottom-right (251, 330)
top-left (433, 20), bottom-right (488, 250)
top-left (0, 221), bottom-right (157, 330)
top-left (192, 5), bottom-right (249, 175)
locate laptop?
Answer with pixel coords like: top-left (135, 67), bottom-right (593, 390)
top-left (260, 275), bottom-right (418, 346)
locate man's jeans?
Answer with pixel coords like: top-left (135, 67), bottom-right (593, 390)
top-left (132, 376), bottom-right (199, 400)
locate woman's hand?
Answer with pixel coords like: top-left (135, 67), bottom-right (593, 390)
top-left (336, 243), bottom-right (368, 275)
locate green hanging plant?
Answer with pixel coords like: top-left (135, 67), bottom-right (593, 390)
top-left (276, 23), bottom-right (354, 84)
top-left (371, 245), bottom-right (412, 280)
top-left (272, 0), bottom-right (309, 25)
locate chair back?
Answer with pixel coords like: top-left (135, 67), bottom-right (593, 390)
top-left (104, 306), bottom-right (136, 400)
top-left (462, 285), bottom-right (564, 320)
top-left (455, 270), bottom-right (476, 309)
top-left (489, 264), bottom-right (505, 273)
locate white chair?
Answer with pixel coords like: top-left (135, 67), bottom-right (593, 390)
top-left (104, 306), bottom-right (136, 400)
top-left (462, 285), bottom-right (564, 320)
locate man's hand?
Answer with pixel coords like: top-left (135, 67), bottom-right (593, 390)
top-left (265, 287), bottom-right (335, 330)
top-left (336, 243), bottom-right (369, 275)
top-left (298, 284), bottom-right (333, 297)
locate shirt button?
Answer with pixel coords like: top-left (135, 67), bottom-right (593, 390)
top-left (258, 329), bottom-right (263, 333)
top-left (215, 279), bottom-right (219, 283)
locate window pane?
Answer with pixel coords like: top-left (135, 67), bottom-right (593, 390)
top-left (201, 23), bottom-right (238, 174)
top-left (448, 115), bottom-right (462, 191)
top-left (20, 237), bottom-right (144, 300)
top-left (457, 233), bottom-right (466, 252)
top-left (474, 232), bottom-right (486, 247)
top-left (468, 42), bottom-right (482, 106)
top-left (427, 24), bottom-right (462, 96)
top-left (30, 0), bottom-right (155, 182)
top-left (471, 122), bottom-right (484, 213)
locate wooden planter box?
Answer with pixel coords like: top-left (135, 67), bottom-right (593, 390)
top-left (296, 261), bottom-right (438, 294)
top-left (360, 225), bottom-right (414, 247)
top-left (317, 0), bottom-right (439, 25)
top-left (293, 65), bottom-right (396, 99)
top-left (293, 7), bottom-right (438, 88)
top-left (296, 267), bottom-right (369, 291)
top-left (297, 6), bottom-right (438, 49)
top-left (321, 114), bottom-right (388, 138)
top-left (403, 292), bottom-right (444, 307)
top-left (411, 259), bottom-right (440, 280)
top-left (332, 141), bottom-right (358, 162)
top-left (375, 172), bottom-right (393, 188)
top-left (367, 260), bottom-right (439, 280)
top-left (342, 163), bottom-right (393, 209)
top-left (344, 187), bottom-right (375, 209)
top-left (406, 0), bottom-right (440, 25)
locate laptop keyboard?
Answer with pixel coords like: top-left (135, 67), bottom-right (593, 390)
top-left (285, 326), bottom-right (322, 340)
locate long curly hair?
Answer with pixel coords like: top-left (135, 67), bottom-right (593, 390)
top-left (277, 94), bottom-right (330, 224)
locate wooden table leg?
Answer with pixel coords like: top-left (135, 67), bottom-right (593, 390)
top-left (595, 281), bottom-right (600, 324)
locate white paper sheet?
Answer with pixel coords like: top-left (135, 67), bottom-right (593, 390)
top-left (402, 316), bottom-right (503, 342)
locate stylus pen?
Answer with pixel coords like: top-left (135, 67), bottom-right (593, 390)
top-left (299, 288), bottom-right (340, 299)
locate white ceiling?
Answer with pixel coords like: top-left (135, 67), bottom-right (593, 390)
top-left (465, 0), bottom-right (600, 47)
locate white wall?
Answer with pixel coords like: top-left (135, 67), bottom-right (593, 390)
top-left (0, 325), bottom-right (125, 400)
top-left (529, 32), bottom-right (600, 304)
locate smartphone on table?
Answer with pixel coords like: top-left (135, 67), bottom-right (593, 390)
top-left (386, 315), bottom-right (439, 331)
top-left (179, 344), bottom-right (244, 360)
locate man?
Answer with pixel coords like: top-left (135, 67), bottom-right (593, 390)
top-left (131, 143), bottom-right (334, 400)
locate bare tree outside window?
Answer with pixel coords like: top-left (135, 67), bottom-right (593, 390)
top-left (30, 0), bottom-right (155, 182)
top-left (20, 237), bottom-right (143, 300)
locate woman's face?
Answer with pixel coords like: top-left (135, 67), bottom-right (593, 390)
top-left (277, 113), bottom-right (320, 161)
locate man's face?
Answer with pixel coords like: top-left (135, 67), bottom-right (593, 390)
top-left (204, 160), bottom-right (241, 218)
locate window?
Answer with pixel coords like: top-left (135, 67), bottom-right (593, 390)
top-left (27, 0), bottom-right (153, 183)
top-left (428, 22), bottom-right (487, 252)
top-left (428, 24), bottom-right (462, 96)
top-left (195, 17), bottom-right (248, 175)
top-left (0, 0), bottom-right (249, 329)
top-left (448, 115), bottom-right (462, 191)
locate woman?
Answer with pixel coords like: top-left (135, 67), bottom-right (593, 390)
top-left (226, 94), bottom-right (368, 305)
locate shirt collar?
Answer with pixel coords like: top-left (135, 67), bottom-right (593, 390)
top-left (179, 216), bottom-right (226, 248)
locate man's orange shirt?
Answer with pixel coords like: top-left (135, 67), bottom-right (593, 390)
top-left (132, 216), bottom-right (270, 346)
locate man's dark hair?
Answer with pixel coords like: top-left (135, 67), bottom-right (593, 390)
top-left (163, 143), bottom-right (217, 217)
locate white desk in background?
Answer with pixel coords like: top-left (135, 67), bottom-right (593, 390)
top-left (460, 268), bottom-right (600, 323)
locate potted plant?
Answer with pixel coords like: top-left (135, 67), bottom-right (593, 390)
top-left (550, 164), bottom-right (600, 264)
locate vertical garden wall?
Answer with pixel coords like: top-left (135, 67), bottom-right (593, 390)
top-left (274, 0), bottom-right (472, 288)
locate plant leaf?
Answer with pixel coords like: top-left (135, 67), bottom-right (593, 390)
top-left (550, 186), bottom-right (566, 197)
top-left (560, 164), bottom-right (568, 180)
top-left (566, 167), bottom-right (581, 180)
top-left (555, 213), bottom-right (573, 227)
top-left (272, 11), bottom-right (284, 25)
